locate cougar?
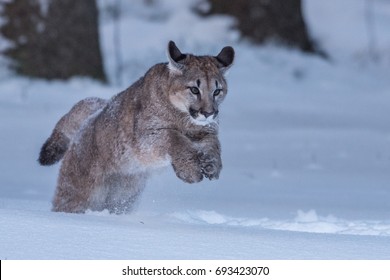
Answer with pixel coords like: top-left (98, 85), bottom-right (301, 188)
top-left (38, 41), bottom-right (235, 214)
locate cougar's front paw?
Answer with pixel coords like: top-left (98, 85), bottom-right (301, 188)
top-left (172, 160), bottom-right (203, 184)
top-left (198, 152), bottom-right (222, 180)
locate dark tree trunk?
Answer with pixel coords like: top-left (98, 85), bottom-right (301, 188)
top-left (0, 0), bottom-right (106, 81)
top-left (207, 0), bottom-right (324, 56)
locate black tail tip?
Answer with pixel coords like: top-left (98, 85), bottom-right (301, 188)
top-left (38, 136), bottom-right (68, 166)
top-left (38, 146), bottom-right (62, 166)
top-left (38, 152), bottom-right (57, 166)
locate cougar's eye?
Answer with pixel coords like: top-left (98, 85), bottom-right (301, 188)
top-left (189, 87), bottom-right (200, 95)
top-left (213, 89), bottom-right (222, 96)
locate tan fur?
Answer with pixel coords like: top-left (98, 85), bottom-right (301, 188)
top-left (39, 41), bottom-right (234, 214)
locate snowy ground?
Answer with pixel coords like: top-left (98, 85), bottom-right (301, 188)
top-left (1, 0), bottom-right (390, 259)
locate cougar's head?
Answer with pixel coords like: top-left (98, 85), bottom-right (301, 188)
top-left (166, 41), bottom-right (234, 126)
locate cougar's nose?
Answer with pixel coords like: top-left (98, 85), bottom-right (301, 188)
top-left (201, 110), bottom-right (218, 118)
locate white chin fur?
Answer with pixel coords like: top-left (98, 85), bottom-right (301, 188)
top-left (190, 115), bottom-right (216, 126)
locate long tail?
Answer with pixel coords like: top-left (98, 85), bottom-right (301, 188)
top-left (38, 97), bottom-right (107, 165)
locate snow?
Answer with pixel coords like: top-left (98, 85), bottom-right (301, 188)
top-left (1, 0), bottom-right (390, 259)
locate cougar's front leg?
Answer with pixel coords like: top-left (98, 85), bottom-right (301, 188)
top-left (196, 134), bottom-right (222, 180)
top-left (168, 130), bottom-right (204, 184)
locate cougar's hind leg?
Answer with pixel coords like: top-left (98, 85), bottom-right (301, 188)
top-left (104, 173), bottom-right (147, 214)
top-left (51, 146), bottom-right (104, 213)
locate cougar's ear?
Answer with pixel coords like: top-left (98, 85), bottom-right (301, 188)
top-left (167, 41), bottom-right (186, 74)
top-left (215, 46), bottom-right (235, 74)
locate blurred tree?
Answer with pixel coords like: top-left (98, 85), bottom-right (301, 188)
top-left (206, 0), bottom-right (325, 56)
top-left (0, 0), bottom-right (106, 81)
